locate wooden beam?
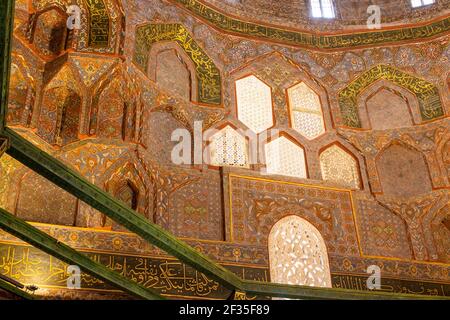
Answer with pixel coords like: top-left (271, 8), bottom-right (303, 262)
top-left (0, 206), bottom-right (164, 300)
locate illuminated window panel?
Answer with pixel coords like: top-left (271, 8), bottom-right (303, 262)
top-left (288, 82), bottom-right (325, 140)
top-left (235, 75), bottom-right (273, 134)
top-left (411, 0), bottom-right (435, 8)
top-left (265, 136), bottom-right (307, 179)
top-left (209, 125), bottom-right (249, 168)
top-left (311, 0), bottom-right (336, 18)
top-left (269, 215), bottom-right (332, 287)
top-left (320, 145), bottom-right (360, 189)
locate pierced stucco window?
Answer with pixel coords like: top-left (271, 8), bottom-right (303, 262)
top-left (310, 0), bottom-right (336, 18)
top-left (208, 125), bottom-right (249, 168)
top-left (269, 215), bottom-right (332, 287)
top-left (320, 144), bottom-right (360, 189)
top-left (235, 75), bottom-right (273, 134)
top-left (264, 136), bottom-right (307, 179)
top-left (411, 0), bottom-right (435, 8)
top-left (288, 82), bottom-right (325, 140)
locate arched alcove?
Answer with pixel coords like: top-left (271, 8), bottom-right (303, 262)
top-left (156, 49), bottom-right (192, 101)
top-left (365, 88), bottom-right (413, 130)
top-left (376, 143), bottom-right (432, 197)
top-left (15, 171), bottom-right (78, 226)
top-left (431, 205), bottom-right (450, 263)
top-left (38, 65), bottom-right (82, 146)
top-left (32, 9), bottom-right (67, 57)
top-left (39, 86), bottom-right (81, 145)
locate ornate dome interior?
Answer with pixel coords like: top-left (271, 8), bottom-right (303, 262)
top-left (0, 0), bottom-right (448, 301)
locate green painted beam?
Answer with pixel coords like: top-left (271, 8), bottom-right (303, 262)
top-left (0, 277), bottom-right (37, 300)
top-left (0, 206), bottom-right (164, 300)
top-left (0, 0), bottom-right (14, 129)
top-left (4, 129), bottom-right (449, 300)
top-left (4, 127), bottom-right (243, 290)
top-left (242, 280), bottom-right (449, 300)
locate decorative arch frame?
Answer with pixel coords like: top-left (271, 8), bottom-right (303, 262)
top-left (420, 194), bottom-right (450, 263)
top-left (356, 80), bottom-right (423, 130)
top-left (133, 23), bottom-right (222, 105)
top-left (38, 64), bottom-right (83, 145)
top-left (29, 0), bottom-right (123, 53)
top-left (29, 5), bottom-right (69, 57)
top-left (268, 215), bottom-right (332, 287)
top-left (339, 64), bottom-right (444, 128)
top-left (147, 42), bottom-right (199, 103)
top-left (435, 129), bottom-right (450, 186)
top-left (103, 162), bottom-right (148, 228)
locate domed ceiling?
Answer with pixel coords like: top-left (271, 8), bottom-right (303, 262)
top-left (199, 0), bottom-right (449, 31)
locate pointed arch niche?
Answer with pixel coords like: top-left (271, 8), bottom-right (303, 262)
top-left (31, 7), bottom-right (68, 57)
top-left (269, 215), bottom-right (332, 287)
top-left (376, 142), bottom-right (432, 197)
top-left (134, 23), bottom-right (221, 105)
top-left (147, 42), bottom-right (198, 102)
top-left (356, 80), bottom-right (424, 130)
top-left (339, 65), bottom-right (444, 128)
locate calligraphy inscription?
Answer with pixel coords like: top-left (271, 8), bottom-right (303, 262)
top-left (85, 0), bottom-right (110, 47)
top-left (134, 24), bottom-right (222, 105)
top-left (172, 0), bottom-right (450, 49)
top-left (0, 243), bottom-right (267, 299)
top-left (0, 243), bottom-right (447, 298)
top-left (339, 65), bottom-right (444, 128)
top-left (333, 274), bottom-right (449, 297)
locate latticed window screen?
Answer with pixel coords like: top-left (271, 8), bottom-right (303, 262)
top-left (264, 136), bottom-right (307, 178)
top-left (311, 0), bottom-right (336, 18)
top-left (209, 125), bottom-right (249, 167)
top-left (269, 215), bottom-right (332, 287)
top-left (288, 82), bottom-right (325, 140)
top-left (235, 75), bottom-right (273, 134)
top-left (411, 0), bottom-right (435, 8)
top-left (320, 144), bottom-right (360, 189)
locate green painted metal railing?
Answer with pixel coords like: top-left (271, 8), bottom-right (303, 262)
top-left (0, 0), bottom-right (448, 301)
top-left (0, 277), bottom-right (36, 300)
top-left (0, 206), bottom-right (164, 300)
